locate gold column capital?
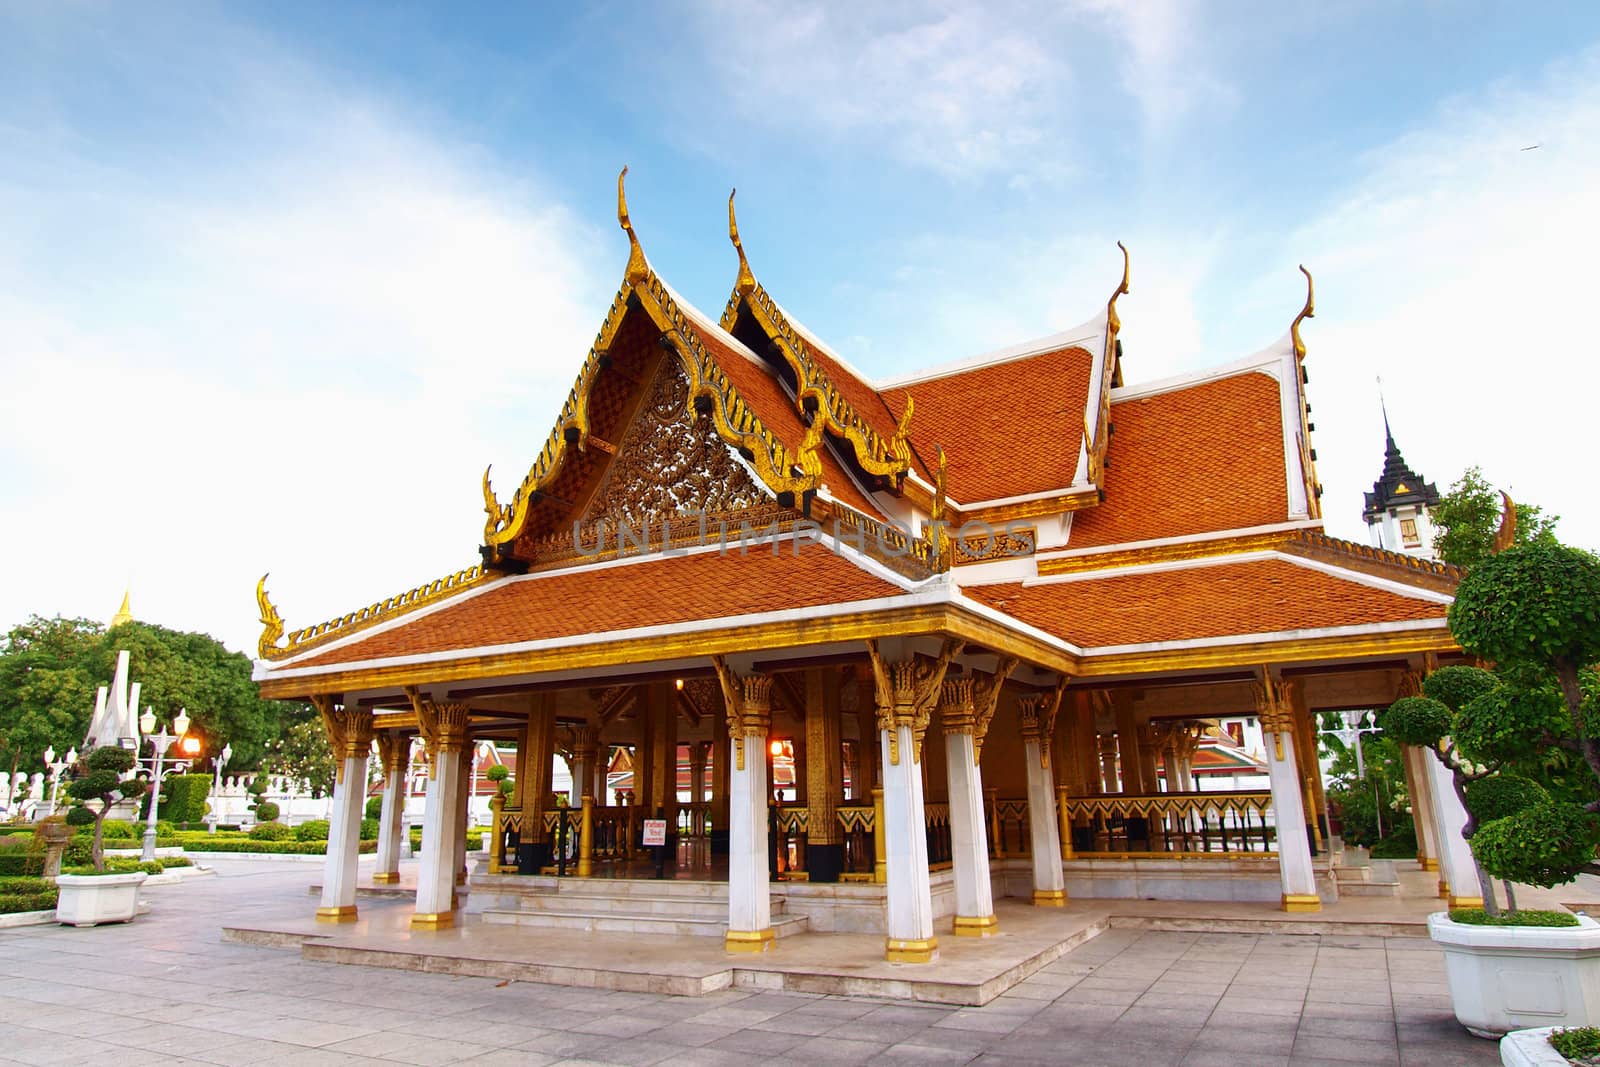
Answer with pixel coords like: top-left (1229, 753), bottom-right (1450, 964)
top-left (1017, 679), bottom-right (1067, 768)
top-left (407, 689), bottom-right (472, 772)
top-left (711, 657), bottom-right (773, 771)
top-left (865, 637), bottom-right (962, 765)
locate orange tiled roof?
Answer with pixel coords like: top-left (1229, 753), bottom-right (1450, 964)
top-left (880, 345), bottom-right (1094, 504)
top-left (1069, 371), bottom-right (1290, 549)
top-left (964, 557), bottom-right (1445, 649)
top-left (289, 543), bottom-right (903, 669)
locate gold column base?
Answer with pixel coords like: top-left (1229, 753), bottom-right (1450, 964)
top-left (1032, 888), bottom-right (1068, 907)
top-left (885, 936), bottom-right (939, 964)
top-left (1438, 880), bottom-right (1451, 899)
top-left (410, 911), bottom-right (455, 929)
top-left (315, 905), bottom-right (358, 922)
top-left (1448, 895), bottom-right (1484, 909)
top-left (873, 864), bottom-right (886, 885)
top-left (952, 914), bottom-right (999, 937)
top-left (370, 872), bottom-right (401, 884)
top-left (725, 928), bottom-right (775, 953)
top-left (1420, 857), bottom-right (1439, 872)
top-left (1281, 893), bottom-right (1322, 913)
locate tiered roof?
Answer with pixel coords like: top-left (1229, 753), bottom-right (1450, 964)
top-left (254, 177), bottom-right (1455, 697)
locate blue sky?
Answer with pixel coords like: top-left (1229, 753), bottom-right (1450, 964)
top-left (3, 2), bottom-right (1599, 654)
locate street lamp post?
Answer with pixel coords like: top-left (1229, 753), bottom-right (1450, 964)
top-left (42, 745), bottom-right (76, 818)
top-left (208, 742), bottom-right (233, 834)
top-left (138, 706), bottom-right (193, 862)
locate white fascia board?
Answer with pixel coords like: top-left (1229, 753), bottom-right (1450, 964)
top-left (948, 589), bottom-right (1084, 657)
top-left (258, 584), bottom-right (959, 683)
top-left (1080, 617), bottom-right (1450, 659)
top-left (1016, 548), bottom-right (1455, 605)
top-left (949, 554), bottom-right (1040, 586)
top-left (1112, 343), bottom-right (1287, 403)
top-left (1277, 348), bottom-right (1310, 520)
top-left (874, 313), bottom-right (1107, 391)
top-left (1041, 519), bottom-right (1325, 561)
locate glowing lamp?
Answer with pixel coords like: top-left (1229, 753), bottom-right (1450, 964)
top-left (769, 740), bottom-right (784, 757)
top-left (139, 707), bottom-right (156, 736)
top-left (675, 678), bottom-right (684, 690)
top-left (174, 708), bottom-right (191, 736)
top-left (180, 735), bottom-right (201, 757)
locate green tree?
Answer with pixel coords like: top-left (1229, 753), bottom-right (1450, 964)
top-left (263, 714), bottom-right (336, 798)
top-left (0, 617), bottom-right (105, 772)
top-left (0, 615), bottom-right (303, 777)
top-left (64, 747), bottom-right (149, 872)
top-left (1431, 467), bottom-right (1558, 570)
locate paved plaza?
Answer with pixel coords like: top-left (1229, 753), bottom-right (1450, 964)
top-left (0, 859), bottom-right (1497, 1066)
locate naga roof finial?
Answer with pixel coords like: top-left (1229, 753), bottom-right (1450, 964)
top-left (482, 465), bottom-right (508, 540)
top-left (256, 573), bottom-right (285, 659)
top-left (1492, 491), bottom-right (1518, 554)
top-left (1107, 241), bottom-right (1131, 335)
top-left (729, 188), bottom-right (755, 295)
top-left (1291, 264), bottom-right (1315, 361)
top-left (618, 166), bottom-right (648, 285)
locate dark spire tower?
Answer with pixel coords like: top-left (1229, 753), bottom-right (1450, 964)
top-left (1362, 387), bottom-right (1441, 557)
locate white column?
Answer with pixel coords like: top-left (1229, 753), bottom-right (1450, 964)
top-left (725, 673), bottom-right (773, 953)
top-left (1262, 703), bottom-right (1319, 912)
top-left (943, 680), bottom-right (996, 935)
top-left (412, 701), bottom-right (469, 929)
top-left (314, 705), bottom-right (372, 923)
top-left (1405, 744), bottom-right (1441, 874)
top-left (882, 719), bottom-right (937, 961)
top-left (1018, 692), bottom-right (1067, 906)
top-left (1424, 747), bottom-right (1482, 908)
top-left (372, 734), bottom-right (405, 884)
top-left (452, 746), bottom-right (471, 893)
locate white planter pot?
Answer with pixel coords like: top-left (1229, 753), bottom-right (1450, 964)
top-left (53, 872), bottom-right (148, 927)
top-left (1430, 911), bottom-right (1600, 1037)
top-left (1499, 1027), bottom-right (1569, 1067)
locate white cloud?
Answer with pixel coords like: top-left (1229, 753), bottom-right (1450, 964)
top-left (0, 31), bottom-right (606, 655)
top-left (1285, 46), bottom-right (1600, 548)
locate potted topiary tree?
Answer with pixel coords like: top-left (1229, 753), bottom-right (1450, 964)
top-left (1395, 541), bottom-right (1600, 1038)
top-left (54, 747), bottom-right (152, 927)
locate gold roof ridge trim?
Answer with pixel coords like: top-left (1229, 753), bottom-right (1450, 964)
top-left (256, 562), bottom-right (489, 662)
top-left (714, 194), bottom-right (911, 479)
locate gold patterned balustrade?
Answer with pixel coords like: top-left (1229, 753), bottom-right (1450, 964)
top-left (1063, 791), bottom-right (1276, 856)
top-left (487, 800), bottom-right (524, 874)
top-left (837, 802), bottom-right (878, 881)
top-left (987, 795), bottom-right (1032, 858)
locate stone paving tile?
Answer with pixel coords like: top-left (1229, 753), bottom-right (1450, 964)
top-left (1, 858), bottom-right (1511, 1067)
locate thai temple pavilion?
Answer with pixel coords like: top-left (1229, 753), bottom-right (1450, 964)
top-left (253, 172), bottom-right (1469, 964)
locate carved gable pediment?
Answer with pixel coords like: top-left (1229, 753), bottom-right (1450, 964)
top-left (580, 355), bottom-right (769, 529)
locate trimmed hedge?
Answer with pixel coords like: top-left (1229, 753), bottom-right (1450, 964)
top-left (0, 827), bottom-right (35, 837)
top-left (178, 838), bottom-right (376, 854)
top-left (0, 854), bottom-right (43, 876)
top-left (249, 821), bottom-right (295, 842)
top-left (295, 819), bottom-right (331, 842)
top-left (1448, 907), bottom-right (1580, 928)
top-left (0, 886), bottom-right (57, 913)
top-left (160, 775), bottom-right (212, 824)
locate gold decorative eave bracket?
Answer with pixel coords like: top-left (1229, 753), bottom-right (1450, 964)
top-left (717, 191), bottom-right (911, 481)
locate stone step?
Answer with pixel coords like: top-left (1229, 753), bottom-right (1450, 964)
top-left (481, 908), bottom-right (810, 939)
top-left (508, 892), bottom-right (783, 919)
top-left (1337, 881), bottom-right (1401, 897)
top-left (473, 874), bottom-right (731, 900)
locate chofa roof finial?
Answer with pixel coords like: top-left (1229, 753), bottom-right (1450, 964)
top-left (1107, 241), bottom-right (1131, 335)
top-left (1291, 265), bottom-right (1315, 361)
top-left (1492, 491), bottom-right (1518, 554)
top-left (618, 166), bottom-right (648, 285)
top-left (729, 188), bottom-right (755, 295)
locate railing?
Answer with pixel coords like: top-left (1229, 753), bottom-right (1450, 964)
top-left (592, 804), bottom-right (634, 861)
top-left (837, 803), bottom-right (877, 880)
top-left (1063, 791), bottom-right (1276, 855)
top-left (488, 800), bottom-right (522, 873)
top-left (773, 805), bottom-right (808, 877)
top-left (988, 796), bottom-right (1031, 858)
top-left (925, 802), bottom-right (952, 868)
top-left (677, 801), bottom-right (711, 838)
